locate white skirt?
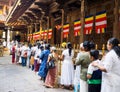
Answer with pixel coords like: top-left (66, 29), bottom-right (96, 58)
top-left (80, 79), bottom-right (88, 92)
top-left (60, 60), bottom-right (74, 85)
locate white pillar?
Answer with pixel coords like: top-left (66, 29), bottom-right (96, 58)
top-left (7, 27), bottom-right (10, 49)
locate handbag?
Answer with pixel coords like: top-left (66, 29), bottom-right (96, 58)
top-left (47, 59), bottom-right (55, 69)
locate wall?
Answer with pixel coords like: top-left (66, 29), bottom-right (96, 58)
top-left (65, 0), bottom-right (114, 49)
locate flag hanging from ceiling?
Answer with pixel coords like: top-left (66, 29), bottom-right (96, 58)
top-left (63, 24), bottom-right (69, 38)
top-left (74, 20), bottom-right (81, 36)
top-left (27, 34), bottom-right (32, 41)
top-left (40, 30), bottom-right (44, 39)
top-left (95, 11), bottom-right (107, 34)
top-left (84, 15), bottom-right (94, 35)
top-left (48, 29), bottom-right (52, 39)
top-left (33, 32), bottom-right (40, 40)
top-left (44, 30), bottom-right (48, 40)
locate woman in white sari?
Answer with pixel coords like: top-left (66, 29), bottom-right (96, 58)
top-left (92, 37), bottom-right (120, 92)
top-left (60, 42), bottom-right (74, 90)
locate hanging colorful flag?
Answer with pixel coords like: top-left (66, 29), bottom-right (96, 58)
top-left (28, 34), bottom-right (32, 40)
top-left (44, 30), bottom-right (48, 39)
top-left (33, 32), bottom-right (40, 40)
top-left (74, 20), bottom-right (81, 36)
top-left (95, 11), bottom-right (107, 34)
top-left (84, 15), bottom-right (94, 34)
top-left (48, 28), bottom-right (52, 39)
top-left (40, 30), bottom-right (44, 39)
top-left (63, 24), bottom-right (69, 38)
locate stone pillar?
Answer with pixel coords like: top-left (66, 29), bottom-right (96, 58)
top-left (27, 26), bottom-right (30, 42)
top-left (61, 9), bottom-right (64, 44)
top-left (47, 16), bottom-right (49, 43)
top-left (51, 16), bottom-right (55, 45)
top-left (7, 27), bottom-right (10, 48)
top-left (80, 0), bottom-right (85, 43)
top-left (113, 0), bottom-right (119, 39)
top-left (34, 23), bottom-right (37, 32)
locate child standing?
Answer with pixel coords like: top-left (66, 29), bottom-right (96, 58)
top-left (87, 50), bottom-right (102, 92)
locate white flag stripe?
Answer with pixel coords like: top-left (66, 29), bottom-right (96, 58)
top-left (85, 23), bottom-right (93, 28)
top-left (48, 33), bottom-right (52, 35)
top-left (63, 29), bottom-right (69, 32)
top-left (96, 20), bottom-right (107, 26)
top-left (86, 30), bottom-right (88, 34)
top-left (34, 35), bottom-right (39, 37)
top-left (74, 26), bottom-right (81, 30)
top-left (97, 29), bottom-right (100, 33)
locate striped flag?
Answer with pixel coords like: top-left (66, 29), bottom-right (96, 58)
top-left (63, 24), bottom-right (69, 38)
top-left (74, 20), bottom-right (81, 36)
top-left (48, 29), bottom-right (52, 39)
top-left (84, 15), bottom-right (94, 34)
top-left (44, 30), bottom-right (48, 39)
top-left (40, 30), bottom-right (44, 39)
top-left (95, 11), bottom-right (107, 34)
top-left (27, 34), bottom-right (32, 41)
top-left (33, 32), bottom-right (40, 40)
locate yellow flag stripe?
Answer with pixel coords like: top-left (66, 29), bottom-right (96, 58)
top-left (74, 21), bottom-right (81, 25)
top-left (85, 17), bottom-right (93, 21)
top-left (96, 13), bottom-right (106, 19)
top-left (102, 28), bottom-right (105, 33)
top-left (63, 24), bottom-right (69, 28)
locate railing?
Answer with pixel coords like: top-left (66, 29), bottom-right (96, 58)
top-left (55, 44), bottom-right (106, 76)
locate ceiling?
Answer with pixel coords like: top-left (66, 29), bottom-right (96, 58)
top-left (6, 0), bottom-right (110, 31)
top-left (0, 0), bottom-right (9, 5)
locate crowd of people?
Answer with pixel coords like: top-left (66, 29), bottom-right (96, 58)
top-left (10, 37), bottom-right (120, 92)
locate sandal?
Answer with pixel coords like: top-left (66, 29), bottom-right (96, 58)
top-left (69, 85), bottom-right (73, 90)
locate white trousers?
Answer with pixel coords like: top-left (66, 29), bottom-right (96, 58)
top-left (80, 79), bottom-right (88, 92)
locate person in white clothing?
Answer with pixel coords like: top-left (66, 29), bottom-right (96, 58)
top-left (74, 43), bottom-right (84, 92)
top-left (3, 40), bottom-right (6, 48)
top-left (27, 44), bottom-right (32, 68)
top-left (60, 42), bottom-right (74, 90)
top-left (92, 37), bottom-right (120, 92)
top-left (20, 43), bottom-right (28, 66)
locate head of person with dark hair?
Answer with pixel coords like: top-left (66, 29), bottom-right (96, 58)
top-left (37, 43), bottom-right (41, 49)
top-left (43, 40), bottom-right (47, 44)
top-left (67, 42), bottom-right (72, 56)
top-left (29, 44), bottom-right (32, 49)
top-left (40, 45), bottom-right (44, 51)
top-left (45, 43), bottom-right (50, 50)
top-left (83, 41), bottom-right (91, 51)
top-left (33, 43), bottom-right (36, 47)
top-left (107, 37), bottom-right (120, 57)
top-left (90, 50), bottom-right (99, 61)
top-left (90, 41), bottom-right (95, 49)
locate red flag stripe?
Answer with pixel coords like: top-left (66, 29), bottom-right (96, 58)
top-left (74, 24), bottom-right (81, 27)
top-left (95, 17), bottom-right (107, 22)
top-left (96, 24), bottom-right (107, 28)
top-left (63, 27), bottom-right (69, 30)
top-left (85, 20), bottom-right (94, 24)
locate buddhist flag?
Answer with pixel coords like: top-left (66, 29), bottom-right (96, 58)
top-left (84, 15), bottom-right (94, 34)
top-left (33, 32), bottom-right (40, 40)
top-left (63, 24), bottom-right (69, 38)
top-left (48, 29), bottom-right (52, 39)
top-left (40, 30), bottom-right (44, 39)
top-left (74, 20), bottom-right (81, 36)
top-left (27, 34), bottom-right (32, 41)
top-left (95, 11), bottom-right (107, 34)
top-left (44, 30), bottom-right (48, 39)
